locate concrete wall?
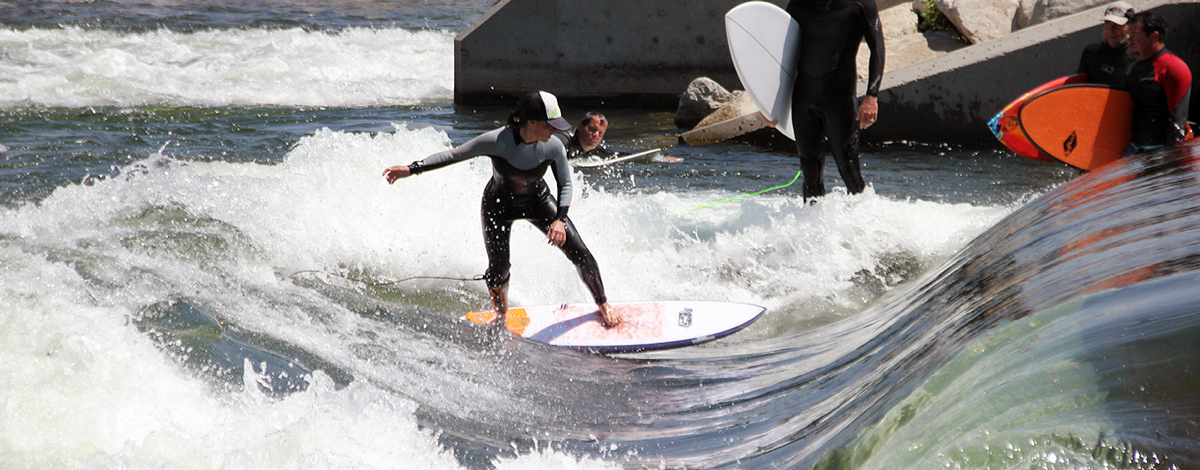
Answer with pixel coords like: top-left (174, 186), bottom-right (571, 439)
top-left (868, 0), bottom-right (1200, 143)
top-left (454, 0), bottom-right (787, 107)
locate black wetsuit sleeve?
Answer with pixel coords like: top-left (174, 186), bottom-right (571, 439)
top-left (859, 0), bottom-right (885, 96)
top-left (596, 142), bottom-right (620, 158)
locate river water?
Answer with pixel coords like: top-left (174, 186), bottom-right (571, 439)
top-left (3, 1), bottom-right (1198, 469)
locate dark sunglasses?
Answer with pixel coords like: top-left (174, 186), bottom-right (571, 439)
top-left (1123, 7), bottom-right (1137, 19)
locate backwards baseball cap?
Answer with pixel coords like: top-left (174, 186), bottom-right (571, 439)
top-left (516, 91), bottom-right (572, 131)
top-left (1102, 1), bottom-right (1132, 24)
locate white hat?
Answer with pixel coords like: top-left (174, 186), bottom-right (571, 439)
top-left (1102, 1), bottom-right (1132, 25)
top-left (516, 91), bottom-right (572, 131)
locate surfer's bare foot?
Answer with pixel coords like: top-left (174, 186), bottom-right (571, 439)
top-left (598, 302), bottom-right (620, 328)
top-left (489, 311), bottom-right (507, 328)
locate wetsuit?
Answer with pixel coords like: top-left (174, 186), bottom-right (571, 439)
top-left (554, 130), bottom-right (619, 159)
top-left (786, 0), bottom-right (884, 199)
top-left (1077, 41), bottom-right (1133, 88)
top-left (1123, 48), bottom-right (1191, 149)
top-left (409, 126), bottom-right (606, 304)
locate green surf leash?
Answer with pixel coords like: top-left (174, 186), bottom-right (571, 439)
top-left (679, 168), bottom-right (803, 214)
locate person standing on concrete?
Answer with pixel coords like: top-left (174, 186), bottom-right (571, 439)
top-left (556, 112), bottom-right (619, 159)
top-left (1123, 10), bottom-right (1192, 153)
top-left (784, 0), bottom-right (884, 200)
top-left (383, 91), bottom-right (619, 327)
top-left (1076, 1), bottom-right (1134, 87)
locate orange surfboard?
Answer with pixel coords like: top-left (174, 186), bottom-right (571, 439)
top-left (989, 74), bottom-right (1088, 162)
top-left (1019, 84), bottom-right (1133, 171)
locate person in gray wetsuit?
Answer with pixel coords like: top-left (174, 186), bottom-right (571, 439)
top-left (785, 0), bottom-right (884, 200)
top-left (383, 91), bottom-right (619, 327)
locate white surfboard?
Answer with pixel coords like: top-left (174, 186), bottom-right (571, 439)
top-left (465, 300), bottom-right (766, 353)
top-left (571, 148), bottom-right (663, 168)
top-left (725, 1), bottom-right (799, 140)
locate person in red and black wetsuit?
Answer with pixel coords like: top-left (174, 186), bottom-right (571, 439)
top-left (1123, 10), bottom-right (1192, 153)
top-left (383, 92), bottom-right (619, 327)
top-left (785, 0), bottom-right (885, 200)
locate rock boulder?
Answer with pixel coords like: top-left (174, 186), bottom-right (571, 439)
top-left (675, 77), bottom-right (737, 129)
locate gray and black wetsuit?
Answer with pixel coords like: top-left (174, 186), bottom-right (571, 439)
top-left (409, 126), bottom-right (606, 304)
top-left (786, 0), bottom-right (884, 199)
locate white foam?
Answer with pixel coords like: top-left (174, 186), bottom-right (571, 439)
top-left (0, 26), bottom-right (453, 108)
top-left (0, 124), bottom-right (1014, 467)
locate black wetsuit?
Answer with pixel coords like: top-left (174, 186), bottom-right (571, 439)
top-left (1122, 48), bottom-right (1192, 148)
top-left (409, 126), bottom-right (606, 304)
top-left (554, 130), bottom-right (619, 159)
top-left (1077, 41), bottom-right (1133, 88)
top-left (786, 0), bottom-right (884, 199)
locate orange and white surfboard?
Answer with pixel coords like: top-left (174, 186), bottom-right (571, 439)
top-left (467, 301), bottom-right (766, 354)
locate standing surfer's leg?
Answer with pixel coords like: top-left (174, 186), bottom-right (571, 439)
top-left (793, 74), bottom-right (828, 201)
top-left (825, 85), bottom-right (866, 195)
top-left (482, 197), bottom-right (514, 324)
top-left (793, 107), bottom-right (827, 200)
top-left (530, 197), bottom-right (618, 327)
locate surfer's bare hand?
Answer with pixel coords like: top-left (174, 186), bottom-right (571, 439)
top-left (599, 302), bottom-right (620, 328)
top-left (858, 96), bottom-right (879, 129)
top-left (547, 219), bottom-right (567, 246)
top-left (761, 112), bottom-right (778, 128)
top-left (383, 166), bottom-right (412, 184)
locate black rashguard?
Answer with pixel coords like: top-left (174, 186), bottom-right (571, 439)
top-left (786, 0), bottom-right (884, 199)
top-left (554, 130), bottom-right (619, 159)
top-left (410, 126), bottom-right (607, 304)
top-left (1077, 41), bottom-right (1133, 88)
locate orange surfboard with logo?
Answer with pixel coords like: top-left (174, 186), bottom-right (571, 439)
top-left (989, 74), bottom-right (1088, 162)
top-left (1018, 84), bottom-right (1133, 171)
top-left (466, 301), bottom-right (766, 354)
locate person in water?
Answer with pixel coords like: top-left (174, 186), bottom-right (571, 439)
top-left (1077, 1), bottom-right (1134, 87)
top-left (383, 91), bottom-right (620, 327)
top-left (781, 0), bottom-right (885, 200)
top-left (556, 112), bottom-right (684, 163)
top-left (1122, 10), bottom-right (1192, 153)
top-left (556, 112), bottom-right (619, 159)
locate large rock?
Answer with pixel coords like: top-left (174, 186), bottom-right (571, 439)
top-left (938, 0), bottom-right (1020, 43)
top-left (675, 77), bottom-right (737, 129)
top-left (1017, 0), bottom-right (1109, 28)
top-left (694, 91), bottom-right (754, 129)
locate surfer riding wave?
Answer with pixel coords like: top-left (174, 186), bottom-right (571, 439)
top-left (383, 91), bottom-right (620, 328)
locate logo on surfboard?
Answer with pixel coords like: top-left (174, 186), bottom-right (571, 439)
top-left (1063, 131), bottom-right (1078, 156)
top-left (678, 308), bottom-right (693, 328)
